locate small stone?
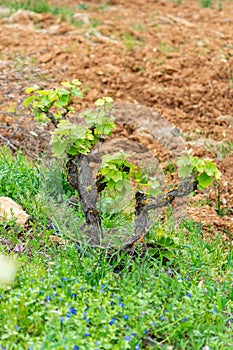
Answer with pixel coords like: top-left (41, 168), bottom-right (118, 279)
top-left (221, 197), bottom-right (227, 205)
top-left (0, 197), bottom-right (29, 226)
top-left (73, 13), bottom-right (90, 25)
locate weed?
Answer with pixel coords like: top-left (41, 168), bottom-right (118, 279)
top-left (123, 33), bottom-right (141, 51)
top-left (205, 140), bottom-right (233, 160)
top-left (159, 42), bottom-right (177, 54)
top-left (199, 0), bottom-right (213, 8)
top-left (3, 0), bottom-right (52, 14)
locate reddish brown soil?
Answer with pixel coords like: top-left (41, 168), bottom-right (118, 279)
top-left (0, 0), bottom-right (232, 237)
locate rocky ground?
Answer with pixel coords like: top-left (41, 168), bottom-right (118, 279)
top-left (0, 0), bottom-right (232, 238)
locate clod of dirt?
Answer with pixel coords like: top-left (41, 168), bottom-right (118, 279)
top-left (0, 197), bottom-right (29, 226)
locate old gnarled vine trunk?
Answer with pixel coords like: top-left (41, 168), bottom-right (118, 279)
top-left (66, 154), bottom-right (103, 245)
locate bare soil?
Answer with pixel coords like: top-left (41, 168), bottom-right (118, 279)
top-left (0, 0), bottom-right (232, 238)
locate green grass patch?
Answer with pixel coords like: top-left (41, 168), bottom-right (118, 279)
top-left (0, 0), bottom-right (52, 14)
top-left (0, 148), bottom-right (232, 349)
top-left (0, 0), bottom-right (85, 27)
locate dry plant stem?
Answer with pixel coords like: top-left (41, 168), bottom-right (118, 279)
top-left (0, 134), bottom-right (18, 151)
top-left (66, 154), bottom-right (103, 244)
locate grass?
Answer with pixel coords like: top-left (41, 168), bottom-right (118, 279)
top-left (0, 0), bottom-right (52, 14)
top-left (0, 0), bottom-right (84, 27)
top-left (0, 147), bottom-right (233, 349)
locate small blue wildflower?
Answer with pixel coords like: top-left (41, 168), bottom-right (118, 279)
top-left (79, 287), bottom-right (83, 290)
top-left (60, 317), bottom-right (64, 324)
top-left (84, 307), bottom-right (89, 311)
top-left (109, 317), bottom-right (116, 326)
top-left (73, 346), bottom-right (79, 350)
top-left (72, 293), bottom-right (77, 298)
top-left (45, 296), bottom-right (51, 302)
top-left (125, 336), bottom-right (131, 341)
top-left (61, 277), bottom-right (67, 281)
top-left (186, 292), bottom-right (192, 298)
top-left (123, 315), bottom-right (129, 320)
top-left (15, 326), bottom-right (21, 331)
top-left (101, 284), bottom-right (105, 289)
top-left (110, 293), bottom-right (114, 298)
top-left (52, 293), bottom-right (57, 298)
top-left (130, 331), bottom-right (136, 336)
top-left (84, 317), bottom-right (90, 323)
top-left (66, 312), bottom-right (71, 318)
top-left (135, 345), bottom-right (140, 350)
top-left (160, 316), bottom-right (166, 321)
top-left (182, 318), bottom-right (187, 322)
top-left (118, 302), bottom-right (124, 308)
top-left (110, 301), bottom-right (114, 306)
top-left (165, 309), bottom-right (169, 313)
top-left (69, 307), bottom-right (77, 315)
top-left (144, 329), bottom-right (149, 334)
top-left (152, 322), bottom-right (157, 327)
top-left (51, 284), bottom-right (56, 289)
top-left (84, 332), bottom-right (90, 337)
top-left (95, 342), bottom-right (101, 346)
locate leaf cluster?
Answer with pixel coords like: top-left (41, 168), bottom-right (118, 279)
top-left (98, 152), bottom-right (135, 193)
top-left (177, 156), bottom-right (221, 190)
top-left (24, 79), bottom-right (83, 123)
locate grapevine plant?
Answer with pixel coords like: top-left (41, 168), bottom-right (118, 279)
top-left (25, 80), bottom-right (221, 247)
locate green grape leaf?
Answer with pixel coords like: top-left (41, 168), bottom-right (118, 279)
top-left (103, 96), bottom-right (113, 103)
top-left (107, 179), bottom-right (116, 191)
top-left (61, 81), bottom-right (72, 88)
top-left (25, 85), bottom-right (39, 94)
top-left (205, 161), bottom-right (221, 179)
top-left (55, 95), bottom-right (70, 108)
top-left (111, 171), bottom-right (123, 183)
top-left (72, 79), bottom-right (81, 86)
top-left (178, 165), bottom-right (193, 178)
top-left (115, 179), bottom-right (125, 192)
top-left (67, 145), bottom-right (79, 155)
top-left (51, 139), bottom-right (69, 157)
top-left (23, 95), bottom-right (35, 107)
top-left (197, 172), bottom-right (213, 190)
top-left (71, 87), bottom-right (83, 98)
top-left (95, 98), bottom-right (105, 106)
